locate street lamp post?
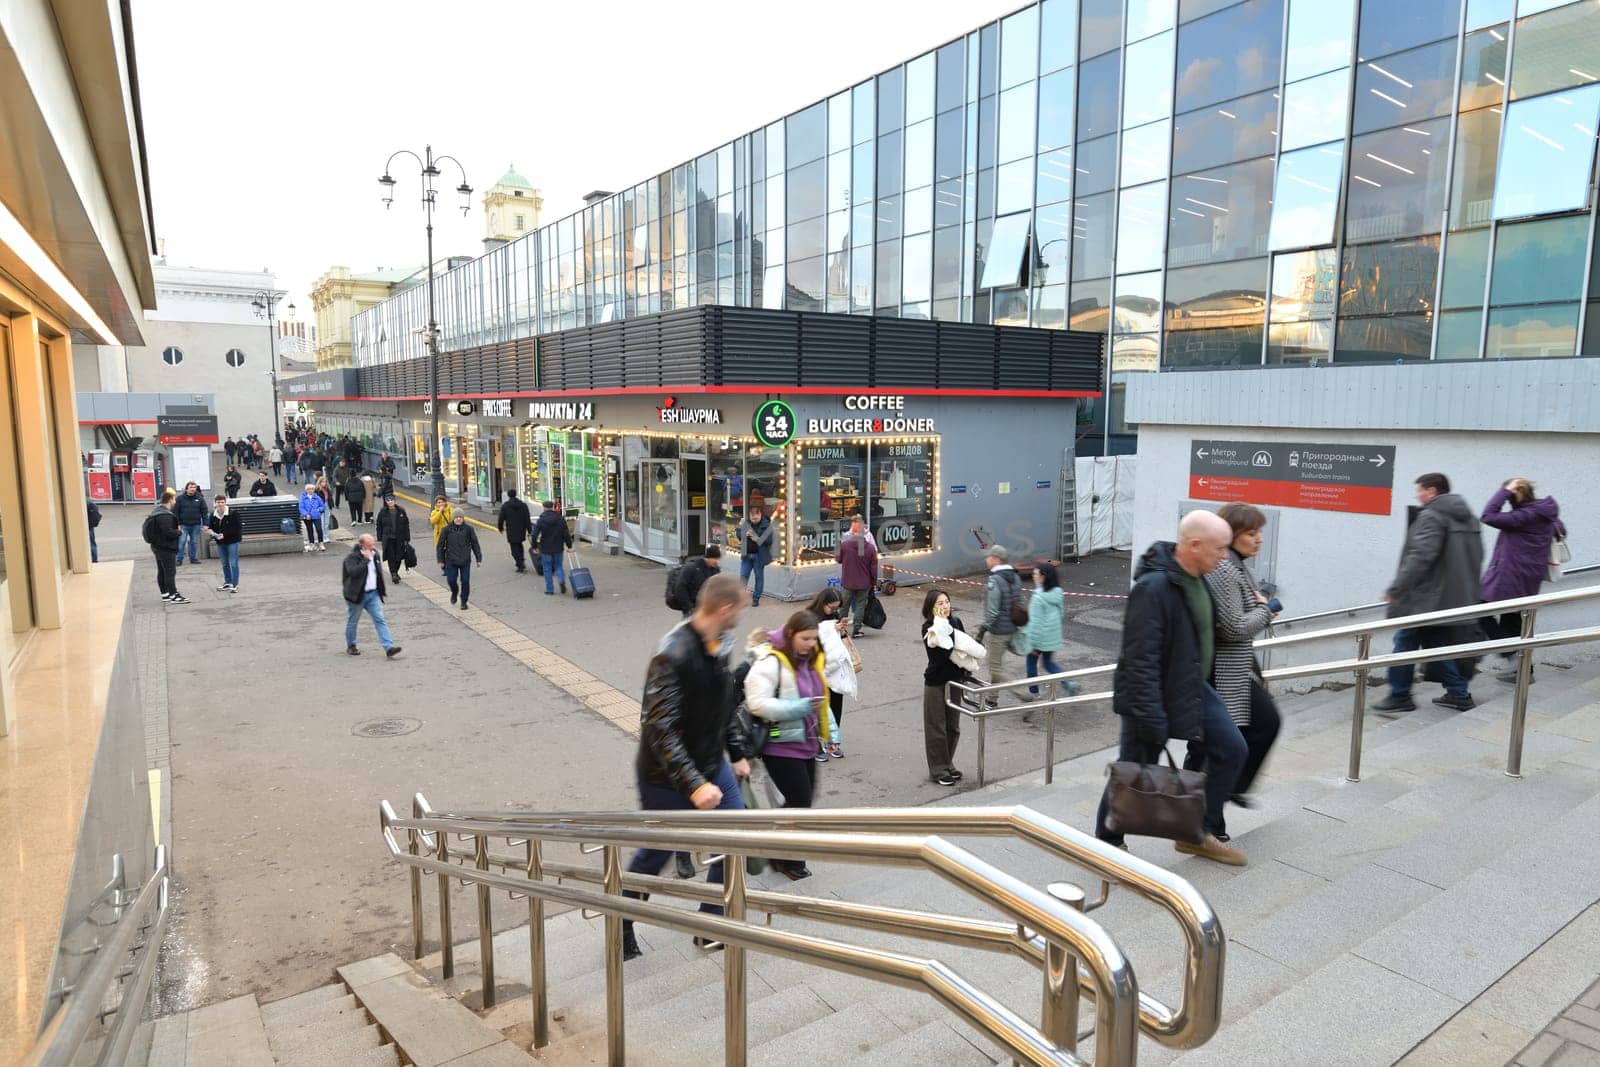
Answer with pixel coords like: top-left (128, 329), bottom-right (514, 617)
top-left (378, 145), bottom-right (472, 499)
top-left (250, 291), bottom-right (293, 442)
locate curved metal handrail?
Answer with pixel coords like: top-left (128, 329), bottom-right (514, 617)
top-left (1267, 561), bottom-right (1597, 631)
top-left (381, 802), bottom-right (1139, 1066)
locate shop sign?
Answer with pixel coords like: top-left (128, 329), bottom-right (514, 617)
top-left (1189, 439), bottom-right (1396, 515)
top-left (949, 484), bottom-right (968, 495)
top-left (157, 414), bottom-right (218, 444)
top-left (454, 400), bottom-right (476, 416)
top-left (528, 400), bottom-right (595, 421)
top-left (753, 399), bottom-right (797, 447)
top-left (658, 396), bottom-right (722, 425)
top-left (806, 394), bottom-right (935, 435)
top-left (480, 398), bottom-right (514, 418)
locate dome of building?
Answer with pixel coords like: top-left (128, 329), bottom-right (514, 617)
top-left (495, 165), bottom-right (532, 190)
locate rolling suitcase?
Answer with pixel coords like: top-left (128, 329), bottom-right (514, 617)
top-left (567, 548), bottom-right (595, 599)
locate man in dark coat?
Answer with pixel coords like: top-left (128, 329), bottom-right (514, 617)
top-left (673, 544), bottom-right (723, 618)
top-left (145, 489), bottom-right (187, 604)
top-left (1373, 472), bottom-right (1485, 715)
top-left (343, 533), bottom-right (401, 657)
top-left (249, 471), bottom-right (277, 497)
top-left (532, 500), bottom-right (573, 595)
top-left (344, 469), bottom-right (367, 525)
top-left (436, 512), bottom-right (483, 610)
top-left (375, 496), bottom-right (412, 583)
top-left (496, 489), bottom-right (534, 572)
top-left (1094, 510), bottom-right (1246, 866)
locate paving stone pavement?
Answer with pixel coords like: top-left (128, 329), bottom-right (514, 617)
top-left (1514, 980), bottom-right (1600, 1066)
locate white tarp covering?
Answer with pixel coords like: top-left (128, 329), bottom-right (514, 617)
top-left (1076, 456), bottom-right (1135, 553)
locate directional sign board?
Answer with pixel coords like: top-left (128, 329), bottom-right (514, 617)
top-left (1188, 440), bottom-right (1397, 515)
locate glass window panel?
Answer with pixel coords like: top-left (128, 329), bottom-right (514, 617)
top-left (937, 41), bottom-right (966, 114)
top-left (788, 216), bottom-right (826, 261)
top-left (851, 245), bottom-right (873, 310)
top-left (1039, 67), bottom-right (1077, 151)
top-left (1592, 212), bottom-right (1600, 298)
top-left (1041, 0), bottom-right (1079, 72)
top-left (1001, 5), bottom-right (1040, 88)
top-left (1490, 213), bottom-right (1590, 304)
top-left (997, 158), bottom-right (1036, 213)
top-left (1334, 313), bottom-right (1435, 360)
top-left (1175, 0), bottom-right (1285, 113)
top-left (994, 287), bottom-right (1031, 325)
top-left (1466, 0), bottom-right (1513, 29)
top-left (1035, 202), bottom-right (1072, 287)
top-left (877, 130), bottom-right (903, 197)
top-left (766, 181), bottom-right (785, 236)
top-left (1117, 182), bottom-right (1169, 272)
top-left (979, 23), bottom-right (999, 98)
top-left (1081, 0), bottom-right (1124, 59)
top-left (1486, 303), bottom-right (1580, 355)
top-left (1346, 116), bottom-right (1451, 243)
top-left (1459, 25), bottom-right (1510, 112)
top-left (1521, 0), bottom-right (1586, 14)
top-left (1164, 323), bottom-right (1266, 366)
top-left (936, 177), bottom-right (964, 226)
top-left (876, 242), bottom-right (901, 306)
top-left (1511, 1), bottom-right (1600, 98)
top-left (1115, 270), bottom-right (1164, 331)
top-left (1123, 31), bottom-right (1177, 128)
top-left (1450, 107), bottom-right (1501, 229)
top-left (1182, 0), bottom-right (1246, 21)
top-left (1357, 0), bottom-right (1463, 60)
top-left (878, 67), bottom-right (904, 131)
top-left (1113, 332), bottom-right (1162, 372)
top-left (907, 52), bottom-right (937, 123)
top-left (1267, 319), bottom-right (1336, 362)
top-left (788, 102), bottom-right (827, 166)
top-left (981, 210), bottom-right (1033, 288)
top-left (934, 109), bottom-right (964, 184)
top-left (1078, 51), bottom-right (1122, 140)
top-left (1169, 157), bottom-right (1274, 264)
top-left (1121, 120), bottom-right (1172, 185)
top-left (876, 194), bottom-right (901, 241)
top-left (788, 158), bottom-right (826, 222)
top-left (786, 255), bottom-right (824, 311)
top-left (1073, 192), bottom-right (1116, 279)
top-left (852, 201), bottom-right (874, 245)
top-left (696, 153), bottom-right (717, 202)
top-left (977, 93), bottom-right (997, 171)
top-left (1031, 282), bottom-right (1067, 327)
top-left (904, 118), bottom-right (934, 186)
top-left (852, 144), bottom-right (875, 210)
top-left (1283, 70), bottom-right (1353, 151)
top-left (1037, 147), bottom-right (1074, 204)
top-left (902, 232), bottom-right (933, 303)
top-left (1269, 247), bottom-right (1340, 322)
top-left (853, 82), bottom-right (875, 145)
top-left (829, 92), bottom-right (852, 156)
top-left (1339, 235), bottom-right (1441, 317)
top-left (1270, 142), bottom-right (1347, 250)
top-left (978, 166), bottom-right (996, 218)
top-left (718, 194), bottom-right (734, 243)
top-left (827, 150), bottom-right (851, 216)
top-left (1353, 39), bottom-right (1458, 134)
top-left (1493, 85), bottom-right (1600, 219)
top-left (1286, 0), bottom-right (1357, 81)
top-left (762, 264), bottom-right (785, 308)
top-left (1128, 0), bottom-right (1179, 40)
top-left (1075, 133), bottom-right (1119, 196)
top-left (1165, 256), bottom-right (1267, 337)
top-left (1436, 308), bottom-right (1485, 357)
top-left (1070, 277), bottom-right (1113, 330)
top-left (828, 208), bottom-right (850, 256)
top-left (1584, 300), bottom-right (1600, 353)
top-left (934, 225), bottom-right (963, 299)
top-left (904, 184), bottom-right (934, 234)
top-left (1441, 227), bottom-right (1493, 308)
top-left (719, 145), bottom-right (733, 192)
top-left (1172, 88), bottom-right (1280, 172)
top-left (999, 84), bottom-right (1037, 162)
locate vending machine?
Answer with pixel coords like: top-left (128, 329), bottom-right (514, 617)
top-left (130, 450), bottom-right (158, 502)
top-left (84, 450), bottom-right (112, 501)
top-left (111, 452), bottom-right (130, 502)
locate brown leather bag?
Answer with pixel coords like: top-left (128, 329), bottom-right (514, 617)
top-left (1104, 748), bottom-right (1206, 844)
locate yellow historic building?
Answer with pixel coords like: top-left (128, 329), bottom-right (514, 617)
top-left (309, 265), bottom-right (418, 370)
top-left (482, 165), bottom-right (544, 248)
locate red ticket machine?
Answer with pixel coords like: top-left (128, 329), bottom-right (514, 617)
top-left (131, 450), bottom-right (157, 502)
top-left (85, 450), bottom-right (112, 501)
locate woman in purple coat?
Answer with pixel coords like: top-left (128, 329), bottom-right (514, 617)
top-left (1481, 477), bottom-right (1564, 681)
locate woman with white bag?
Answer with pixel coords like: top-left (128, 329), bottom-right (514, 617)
top-left (807, 587), bottom-right (858, 760)
top-left (921, 588), bottom-right (983, 786)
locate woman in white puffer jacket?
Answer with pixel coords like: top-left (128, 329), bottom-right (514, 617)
top-left (807, 587), bottom-right (858, 760)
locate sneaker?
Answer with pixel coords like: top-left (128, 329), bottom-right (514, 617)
top-left (691, 937), bottom-right (725, 952)
top-left (216, 584), bottom-right (231, 592)
top-left (949, 769), bottom-right (963, 781)
top-left (1371, 694), bottom-right (1417, 716)
top-left (1432, 693), bottom-right (1476, 712)
top-left (826, 743), bottom-right (843, 759)
top-left (459, 602), bottom-right (469, 611)
top-left (169, 595), bottom-right (191, 605)
top-left (543, 589), bottom-right (553, 596)
top-left (622, 928), bottom-right (642, 961)
top-left (227, 585), bottom-right (237, 594)
top-left (675, 853), bottom-right (696, 879)
top-left (814, 749), bottom-right (830, 763)
top-left (1174, 834), bottom-right (1247, 867)
top-left (934, 772), bottom-right (959, 786)
top-left (348, 645), bottom-right (360, 656)
top-left (850, 628), bottom-right (864, 639)
top-left (318, 543), bottom-right (327, 551)
top-left (1494, 669), bottom-right (1533, 685)
top-left (780, 864), bottom-right (813, 881)
top-left (385, 646), bottom-right (402, 659)
top-left (161, 592), bottom-right (175, 601)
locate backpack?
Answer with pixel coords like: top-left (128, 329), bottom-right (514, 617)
top-left (664, 565), bottom-right (687, 611)
top-left (731, 658), bottom-right (766, 755)
top-left (1005, 572), bottom-right (1030, 627)
top-left (141, 511), bottom-right (161, 545)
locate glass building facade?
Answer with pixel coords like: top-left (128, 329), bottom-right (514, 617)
top-left (352, 0), bottom-right (1600, 449)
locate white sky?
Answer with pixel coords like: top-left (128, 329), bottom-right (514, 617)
top-left (134, 0), bottom-right (1026, 317)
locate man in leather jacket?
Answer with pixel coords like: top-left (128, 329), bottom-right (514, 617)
top-left (622, 572), bottom-right (752, 961)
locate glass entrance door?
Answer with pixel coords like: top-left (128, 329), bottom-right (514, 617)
top-left (640, 459), bottom-right (681, 562)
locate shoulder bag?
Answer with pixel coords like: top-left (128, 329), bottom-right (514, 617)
top-left (1549, 530), bottom-right (1571, 582)
top-left (1103, 747), bottom-right (1206, 844)
top-left (862, 592), bottom-right (887, 630)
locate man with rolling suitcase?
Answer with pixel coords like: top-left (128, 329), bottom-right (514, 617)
top-left (532, 500), bottom-right (572, 595)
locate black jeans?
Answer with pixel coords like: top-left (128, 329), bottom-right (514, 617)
top-left (509, 539), bottom-right (526, 570)
top-left (153, 549), bottom-right (177, 596)
top-left (761, 754), bottom-right (817, 809)
top-left (1097, 684), bottom-right (1245, 842)
top-left (348, 498), bottom-right (363, 522)
top-left (1234, 678), bottom-right (1282, 797)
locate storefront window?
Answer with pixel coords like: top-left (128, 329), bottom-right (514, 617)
top-left (744, 444), bottom-right (786, 527)
top-left (797, 442), bottom-right (867, 557)
top-left (872, 441), bottom-right (936, 551)
top-left (707, 439), bottom-right (744, 542)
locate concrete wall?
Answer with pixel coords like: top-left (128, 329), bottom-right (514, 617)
top-left (94, 319), bottom-right (279, 443)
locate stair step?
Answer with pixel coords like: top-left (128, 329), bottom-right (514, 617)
top-left (265, 1008), bottom-right (375, 1057)
top-left (259, 982), bottom-right (348, 1024)
top-left (178, 995), bottom-right (275, 1067)
top-left (270, 1022), bottom-right (381, 1066)
top-left (341, 954), bottom-right (517, 1067)
top-left (750, 1000), bottom-right (907, 1065)
top-left (849, 1018), bottom-right (998, 1064)
top-left (261, 991), bottom-right (363, 1038)
top-left (487, 949), bottom-right (725, 1042)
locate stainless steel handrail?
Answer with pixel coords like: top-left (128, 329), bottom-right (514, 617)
top-left (380, 803), bottom-right (1143, 1066)
top-left (1267, 561), bottom-right (1596, 631)
top-left (416, 803), bottom-right (1225, 1050)
top-left (22, 845), bottom-right (170, 1067)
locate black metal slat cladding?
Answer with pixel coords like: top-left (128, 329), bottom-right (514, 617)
top-left (720, 307), bottom-right (799, 385)
top-left (997, 326), bottom-right (1053, 391)
top-left (796, 312), bottom-right (870, 387)
top-left (871, 318), bottom-right (932, 388)
top-left (1049, 330), bottom-right (1104, 392)
top-left (937, 322), bottom-right (999, 390)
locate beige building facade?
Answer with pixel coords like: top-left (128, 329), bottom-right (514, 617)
top-left (309, 265), bottom-right (416, 369)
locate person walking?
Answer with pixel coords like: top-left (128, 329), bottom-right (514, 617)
top-left (1024, 561), bottom-right (1068, 698)
top-left (977, 545), bottom-right (1028, 704)
top-left (429, 494), bottom-right (454, 547)
top-left (621, 573), bottom-right (752, 961)
top-left (344, 470), bottom-right (367, 526)
top-left (174, 481), bottom-right (208, 566)
top-left (1197, 503), bottom-right (1282, 818)
top-left (342, 533), bottom-right (401, 658)
top-left (332, 460), bottom-right (350, 508)
top-left (144, 488), bottom-right (188, 605)
top-left (736, 504), bottom-right (775, 607)
top-left (285, 446), bottom-right (300, 487)
top-left (744, 610), bottom-right (831, 880)
top-left (672, 543), bottom-right (723, 616)
top-left (269, 444), bottom-right (283, 478)
top-left (496, 488), bottom-right (533, 573)
top-left (87, 499), bottom-right (101, 563)
top-left (252, 438), bottom-right (265, 470)
top-left (532, 499), bottom-right (573, 594)
top-left (224, 437), bottom-right (237, 466)
top-left (207, 494), bottom-right (242, 592)
top-left (299, 482), bottom-right (328, 553)
top-left (1480, 477), bottom-right (1564, 683)
top-left (376, 496), bottom-right (412, 584)
top-left (834, 515), bottom-right (878, 638)
top-left (358, 474), bottom-right (376, 524)
top-left (437, 511), bottom-right (483, 610)
top-left (314, 474), bottom-right (334, 527)
top-left (1373, 473), bottom-right (1485, 715)
top-left (1093, 510), bottom-right (1247, 866)
top-left (806, 587), bottom-right (856, 760)
top-left (249, 471), bottom-right (277, 497)
top-left (921, 588), bottom-right (979, 786)
top-left (224, 465), bottom-right (242, 499)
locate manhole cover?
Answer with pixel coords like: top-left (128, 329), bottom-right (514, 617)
top-left (352, 716), bottom-right (423, 738)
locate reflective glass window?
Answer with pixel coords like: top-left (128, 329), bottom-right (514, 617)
top-left (719, 145), bottom-right (733, 193)
top-left (1333, 314), bottom-right (1433, 360)
top-left (1436, 309), bottom-right (1485, 358)
top-left (1077, 135), bottom-right (1120, 195)
top-left (1114, 332), bottom-right (1161, 373)
top-left (993, 287), bottom-right (1031, 325)
top-left (696, 153), bottom-right (717, 202)
top-left (1466, 0), bottom-right (1513, 29)
top-left (1072, 192), bottom-right (1116, 279)
top-left (1486, 304), bottom-right (1580, 356)
top-left (1164, 322), bottom-right (1266, 366)
top-left (788, 216), bottom-right (826, 261)
top-left (1117, 182), bottom-right (1169, 273)
top-left (977, 166), bottom-right (996, 219)
top-left (788, 158), bottom-right (826, 222)
top-left (1441, 228), bottom-right (1493, 308)
top-left (977, 94), bottom-right (997, 171)
top-left (1001, 5), bottom-right (1040, 88)
top-left (1356, 0), bottom-right (1463, 60)
top-left (1269, 247), bottom-right (1339, 321)
top-left (1339, 235), bottom-right (1440, 317)
top-left (1121, 121), bottom-right (1172, 185)
top-left (1032, 282), bottom-right (1067, 327)
top-left (1039, 68), bottom-right (1077, 151)
top-left (1592, 212), bottom-right (1600, 298)
top-left (828, 208), bottom-right (850, 256)
top-left (1449, 107), bottom-right (1501, 229)
top-left (1346, 116), bottom-right (1451, 243)
top-left (999, 84), bottom-right (1037, 162)
top-left (1035, 202), bottom-right (1072, 287)
top-left (936, 177), bottom-right (964, 226)
top-left (1169, 157), bottom-right (1274, 265)
top-left (937, 42), bottom-right (965, 115)
top-left (1165, 256), bottom-right (1267, 330)
top-left (853, 82), bottom-right (874, 146)
top-left (787, 255), bottom-right (824, 311)
top-left (1353, 38), bottom-right (1458, 134)
top-left (1037, 147), bottom-right (1074, 204)
top-left (1493, 85), bottom-right (1600, 219)
top-left (1520, 0), bottom-right (1585, 14)
top-left (904, 184), bottom-right (933, 234)
top-left (1283, 70), bottom-right (1353, 151)
top-left (902, 231), bottom-right (933, 303)
top-left (933, 109), bottom-right (963, 184)
top-left (1078, 52), bottom-right (1122, 140)
top-left (980, 210), bottom-right (1033, 288)
top-left (1128, 0), bottom-right (1179, 40)
top-left (876, 194), bottom-right (901, 241)
top-left (905, 119), bottom-right (934, 186)
top-left (829, 92), bottom-right (852, 155)
top-left (1115, 272), bottom-right (1164, 347)
top-left (878, 67), bottom-right (904, 131)
top-left (1459, 25), bottom-right (1510, 112)
top-left (1172, 88), bottom-right (1280, 173)
top-left (933, 225), bottom-right (963, 299)
top-left (1080, 0), bottom-right (1123, 59)
top-left (1175, 0), bottom-right (1285, 113)
top-left (978, 23), bottom-right (999, 98)
top-left (828, 150), bottom-right (851, 215)
top-left (1041, 0), bottom-right (1079, 72)
top-left (1285, 0), bottom-right (1357, 81)
top-left (906, 53), bottom-right (936, 125)
top-left (875, 243), bottom-right (901, 307)
top-left (851, 246), bottom-right (873, 310)
top-left (1511, 1), bottom-right (1600, 99)
top-left (1584, 302), bottom-right (1600, 354)
top-left (1182, 0), bottom-right (1245, 21)
top-left (1270, 142), bottom-right (1347, 250)
top-left (877, 130), bottom-right (903, 198)
top-left (766, 180), bottom-right (785, 235)
top-left (788, 103), bottom-right (827, 166)
top-left (1124, 32), bottom-right (1176, 128)
top-left (1070, 277), bottom-right (1112, 330)
top-left (1491, 214), bottom-right (1590, 304)
top-left (997, 159), bottom-right (1035, 213)
top-left (1267, 319), bottom-right (1336, 362)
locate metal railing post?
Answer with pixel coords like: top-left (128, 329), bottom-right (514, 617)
top-left (436, 824), bottom-right (454, 980)
top-left (1044, 703), bottom-right (1057, 786)
top-left (976, 716), bottom-right (988, 788)
top-left (603, 844), bottom-right (625, 1067)
top-left (408, 826), bottom-right (423, 959)
top-left (475, 834), bottom-right (496, 1008)
top-left (724, 850), bottom-right (748, 1066)
top-left (527, 839), bottom-right (548, 1048)
top-left (1507, 608), bottom-right (1537, 778)
top-left (1347, 632), bottom-right (1372, 783)
top-left (1042, 881), bottom-right (1086, 1058)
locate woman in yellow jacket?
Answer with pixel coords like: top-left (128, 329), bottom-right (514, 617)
top-left (428, 495), bottom-right (454, 546)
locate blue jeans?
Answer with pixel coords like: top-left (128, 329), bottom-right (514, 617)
top-left (541, 552), bottom-right (564, 593)
top-left (345, 591), bottom-right (394, 650)
top-left (178, 523), bottom-right (202, 563)
top-left (286, 464), bottom-right (299, 485)
top-left (740, 554), bottom-right (766, 603)
top-left (623, 760), bottom-right (745, 929)
top-left (217, 542), bottom-right (239, 587)
top-left (445, 562), bottom-right (472, 604)
top-left (1026, 651), bottom-right (1061, 695)
top-left (89, 527), bottom-right (98, 563)
top-left (1387, 627), bottom-right (1470, 698)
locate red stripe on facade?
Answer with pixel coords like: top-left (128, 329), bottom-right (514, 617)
top-left (290, 385), bottom-right (1101, 402)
